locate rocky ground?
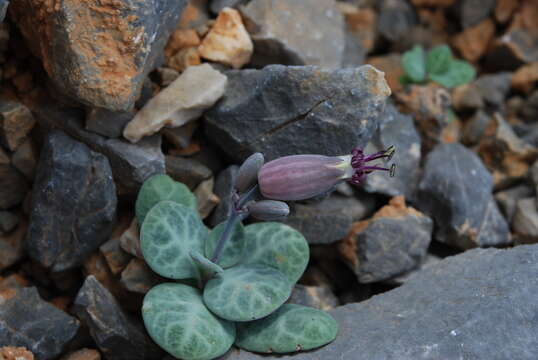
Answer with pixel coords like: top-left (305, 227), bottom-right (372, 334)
top-left (0, 0), bottom-right (537, 359)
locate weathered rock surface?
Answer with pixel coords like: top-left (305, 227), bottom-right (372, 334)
top-left (363, 103), bottom-right (421, 199)
top-left (73, 276), bottom-right (162, 360)
top-left (123, 64), bottom-right (227, 143)
top-left (194, 177), bottom-right (220, 219)
top-left (0, 287), bottom-right (79, 360)
top-left (222, 244), bottom-right (538, 360)
top-left (0, 99), bottom-right (35, 151)
top-left (0, 346), bottom-right (34, 360)
top-left (340, 196), bottom-right (433, 283)
top-left (240, 0), bottom-right (345, 67)
top-left (119, 218), bottom-right (142, 259)
top-left (99, 237), bottom-right (131, 276)
top-left (26, 131), bottom-right (117, 271)
top-left (0, 1), bottom-right (7, 23)
top-left (60, 348), bottom-right (101, 360)
top-left (205, 64), bottom-right (390, 162)
top-left (10, 0), bottom-right (188, 111)
top-left (417, 143), bottom-right (511, 249)
top-left (475, 72), bottom-right (512, 108)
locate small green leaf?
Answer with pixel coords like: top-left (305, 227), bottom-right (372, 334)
top-left (203, 264), bottom-right (293, 322)
top-left (402, 45), bottom-right (426, 83)
top-left (241, 222), bottom-right (309, 283)
top-left (136, 174), bottom-right (197, 224)
top-left (429, 59), bottom-right (476, 88)
top-left (190, 250), bottom-right (223, 279)
top-left (235, 304), bottom-right (338, 354)
top-left (140, 201), bottom-right (208, 280)
top-left (143, 283), bottom-right (235, 360)
top-left (426, 45), bottom-right (452, 75)
top-left (204, 221), bottom-right (245, 268)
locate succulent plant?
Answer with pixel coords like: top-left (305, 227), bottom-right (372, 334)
top-left (138, 149), bottom-right (396, 359)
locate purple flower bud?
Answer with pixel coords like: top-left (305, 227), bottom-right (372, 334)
top-left (247, 200), bottom-right (290, 220)
top-left (258, 146), bottom-right (396, 201)
top-left (235, 152), bottom-right (265, 193)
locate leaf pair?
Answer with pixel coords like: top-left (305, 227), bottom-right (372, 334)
top-left (401, 44), bottom-right (475, 88)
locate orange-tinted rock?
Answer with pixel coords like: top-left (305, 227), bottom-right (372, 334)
top-left (60, 348), bottom-right (101, 360)
top-left (194, 177), bottom-right (220, 219)
top-left (165, 29), bottom-right (201, 58)
top-left (0, 347), bottom-right (34, 360)
top-left (495, 0), bottom-right (520, 23)
top-left (167, 47), bottom-right (201, 72)
top-left (178, 0), bottom-right (210, 30)
top-left (199, 7), bottom-right (253, 68)
top-left (511, 62), bottom-right (538, 92)
top-left (452, 19), bottom-right (495, 62)
top-left (451, 83), bottom-right (484, 110)
top-left (0, 100), bottom-right (35, 151)
top-left (340, 5), bottom-right (377, 52)
top-left (367, 53), bottom-right (403, 92)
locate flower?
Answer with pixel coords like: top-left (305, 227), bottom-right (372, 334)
top-left (258, 146), bottom-right (395, 201)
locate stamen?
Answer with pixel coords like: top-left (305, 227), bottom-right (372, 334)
top-left (390, 164), bottom-right (396, 177)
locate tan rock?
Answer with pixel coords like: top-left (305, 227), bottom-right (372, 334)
top-left (165, 29), bottom-right (201, 57)
top-left (123, 64), bottom-right (227, 143)
top-left (194, 177), bottom-right (220, 219)
top-left (167, 47), bottom-right (201, 72)
top-left (198, 7), bottom-right (253, 69)
top-left (511, 62), bottom-right (538, 92)
top-left (0, 100), bottom-right (36, 151)
top-left (0, 346), bottom-right (34, 360)
top-left (119, 218), bottom-right (143, 259)
top-left (120, 258), bottom-right (163, 294)
top-left (495, 0), bottom-right (520, 23)
top-left (367, 54), bottom-right (403, 92)
top-left (452, 19), bottom-right (495, 62)
top-left (60, 348), bottom-right (101, 360)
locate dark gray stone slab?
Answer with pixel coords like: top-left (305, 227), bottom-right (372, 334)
top-left (0, 287), bottom-right (80, 360)
top-left (0, 164), bottom-right (27, 210)
top-left (456, 0), bottom-right (496, 29)
top-left (85, 107), bottom-right (134, 138)
top-left (221, 244), bottom-right (538, 360)
top-left (475, 72), bottom-right (512, 108)
top-left (26, 130), bottom-right (117, 271)
top-left (205, 64), bottom-right (390, 162)
top-left (165, 155), bottom-right (212, 190)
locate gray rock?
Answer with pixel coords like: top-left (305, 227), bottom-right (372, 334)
top-left (342, 31), bottom-right (366, 68)
top-left (462, 109), bottom-right (491, 145)
top-left (377, 0), bottom-right (417, 42)
top-left (521, 90), bottom-right (538, 123)
top-left (495, 184), bottom-right (534, 223)
top-left (73, 276), bottom-right (162, 360)
top-left (210, 165), bottom-right (238, 227)
top-left (363, 102), bottom-right (421, 199)
top-left (0, 164), bottom-right (28, 210)
top-left (26, 130), bottom-right (117, 271)
top-left (32, 99), bottom-right (165, 193)
top-left (11, 0), bottom-right (187, 111)
top-left (85, 107), bottom-right (134, 138)
top-left (240, 0), bottom-right (345, 68)
top-left (11, 138), bottom-right (37, 180)
top-left (287, 284), bottom-right (339, 311)
top-left (0, 1), bottom-right (8, 23)
top-left (161, 121), bottom-right (198, 149)
top-left (222, 244), bottom-right (538, 360)
top-left (0, 287), bottom-right (80, 360)
top-left (513, 197), bottom-right (538, 244)
top-left (475, 72), bottom-right (512, 108)
top-left (417, 143), bottom-right (511, 249)
top-left (456, 0), bottom-right (496, 29)
top-left (100, 237), bottom-right (131, 276)
top-left (0, 210), bottom-right (18, 233)
top-left (205, 64), bottom-right (390, 162)
top-left (165, 155), bottom-right (212, 190)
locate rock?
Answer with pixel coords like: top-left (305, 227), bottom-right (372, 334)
top-left (0, 164), bottom-right (27, 210)
top-left (0, 287), bottom-right (79, 360)
top-left (194, 177), bottom-right (220, 219)
top-left (377, 0), bottom-right (417, 42)
top-left (165, 29), bottom-right (201, 58)
top-left (153, 67), bottom-right (179, 87)
top-left (417, 143), bottom-right (511, 249)
top-left (339, 196), bottom-right (433, 283)
top-left (0, 1), bottom-right (7, 23)
top-left (520, 90), bottom-right (538, 123)
top-left (161, 121), bottom-right (198, 149)
top-left (495, 0), bottom-right (520, 23)
top-left (451, 83), bottom-right (484, 111)
top-left (387, 253), bottom-right (442, 285)
top-left (166, 47), bottom-right (201, 72)
top-left (60, 348), bottom-right (101, 360)
top-left (205, 64), bottom-right (390, 162)
top-left (452, 18), bottom-right (495, 62)
top-left (177, 0), bottom-right (209, 30)
top-left (31, 99), bottom-right (165, 194)
top-left (478, 114), bottom-right (537, 188)
top-left (11, 139), bottom-right (36, 180)
top-left (512, 197), bottom-right (538, 244)
top-left (0, 347), bottom-right (34, 360)
top-left (0, 210), bottom-right (18, 233)
top-left (26, 131), bottom-right (117, 271)
top-left (198, 7), bottom-right (253, 68)
top-left (73, 276), bottom-right (162, 360)
top-left (512, 62), bottom-right (538, 93)
top-left (475, 72), bottom-right (513, 108)
top-left (0, 146), bottom-right (8, 165)
top-left (82, 253), bottom-right (128, 308)
top-left (0, 100), bottom-right (35, 151)
top-left (209, 165), bottom-right (238, 226)
top-left (340, 5), bottom-right (377, 53)
top-left (341, 30), bottom-right (367, 68)
top-left (210, 0), bottom-right (248, 14)
top-left (85, 107), bottom-right (134, 139)
top-left (123, 64), bottom-right (227, 143)
top-left (366, 53), bottom-right (403, 92)
top-left (165, 155), bottom-right (212, 189)
top-left (120, 258), bottom-right (163, 294)
top-left (240, 0), bottom-right (345, 67)
top-left (119, 218), bottom-right (142, 259)
top-left (456, 0), bottom-right (496, 29)
top-left (462, 109), bottom-right (491, 145)
top-left (0, 220), bottom-right (25, 271)
top-left (0, 273), bottom-right (28, 291)
top-left (287, 284), bottom-right (339, 311)
top-left (486, 29), bottom-right (538, 71)
top-left (222, 244), bottom-right (538, 360)
top-left (495, 184), bottom-right (534, 222)
top-left (362, 103), bottom-right (421, 199)
top-left (99, 237), bottom-right (131, 276)
top-left (10, 0), bottom-right (188, 111)
top-left (411, 0), bottom-right (455, 6)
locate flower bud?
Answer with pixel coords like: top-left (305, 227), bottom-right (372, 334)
top-left (247, 200), bottom-right (290, 220)
top-left (235, 152), bottom-right (265, 193)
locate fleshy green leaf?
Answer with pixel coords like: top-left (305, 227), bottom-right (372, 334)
top-left (190, 250), bottom-right (223, 279)
top-left (140, 201), bottom-right (208, 280)
top-left (204, 221), bottom-right (245, 268)
top-left (241, 222), bottom-right (309, 283)
top-left (402, 45), bottom-right (426, 83)
top-left (143, 283), bottom-right (235, 360)
top-left (235, 304), bottom-right (338, 354)
top-left (203, 264), bottom-right (293, 322)
top-left (429, 59), bottom-right (476, 88)
top-left (426, 45), bottom-right (452, 76)
top-left (136, 174), bottom-right (197, 224)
